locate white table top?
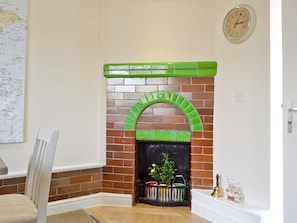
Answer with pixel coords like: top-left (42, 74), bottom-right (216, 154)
top-left (0, 158), bottom-right (8, 175)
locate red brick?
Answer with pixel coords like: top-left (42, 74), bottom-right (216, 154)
top-left (192, 139), bottom-right (213, 147)
top-left (81, 168), bottom-right (102, 175)
top-left (114, 167), bottom-right (134, 174)
top-left (168, 77), bottom-right (191, 84)
top-left (191, 131), bottom-right (203, 138)
top-left (0, 185), bottom-right (17, 194)
top-left (114, 152), bottom-right (134, 159)
top-left (114, 182), bottom-right (134, 189)
top-left (107, 144), bottom-right (124, 151)
top-left (192, 93), bottom-right (214, 100)
top-left (205, 85), bottom-right (214, 92)
top-left (102, 181), bottom-right (113, 188)
top-left (182, 85), bottom-right (204, 92)
top-left (125, 131), bottom-right (136, 137)
top-left (81, 181), bottom-right (101, 190)
top-left (191, 162), bottom-right (203, 170)
top-left (114, 137), bottom-right (135, 145)
top-left (56, 170), bottom-right (81, 178)
top-left (107, 130), bottom-right (124, 137)
top-left (104, 174), bottom-right (123, 181)
top-left (203, 148), bottom-right (213, 154)
top-left (192, 77), bottom-right (214, 85)
top-left (92, 173), bottom-right (103, 181)
top-left (57, 184), bottom-right (80, 194)
top-left (203, 131), bottom-right (213, 138)
top-left (49, 194), bottom-right (69, 202)
top-left (124, 145), bottom-right (135, 152)
top-left (70, 175), bottom-right (91, 184)
top-left (50, 178), bottom-right (70, 187)
top-left (69, 191), bottom-right (91, 198)
top-left (4, 177), bottom-right (25, 185)
top-left (107, 159), bottom-right (124, 166)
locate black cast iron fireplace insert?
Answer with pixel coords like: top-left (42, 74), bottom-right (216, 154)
top-left (136, 141), bottom-right (190, 206)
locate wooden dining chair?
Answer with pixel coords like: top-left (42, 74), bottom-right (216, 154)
top-left (0, 126), bottom-right (59, 223)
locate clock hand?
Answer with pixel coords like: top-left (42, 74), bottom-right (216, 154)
top-left (234, 13), bottom-right (242, 28)
top-left (235, 21), bottom-right (247, 25)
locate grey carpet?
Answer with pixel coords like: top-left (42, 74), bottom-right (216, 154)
top-left (47, 209), bottom-right (100, 223)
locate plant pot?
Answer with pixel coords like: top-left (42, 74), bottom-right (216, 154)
top-left (158, 183), bottom-right (172, 202)
top-left (145, 181), bottom-right (158, 200)
top-left (172, 175), bottom-right (186, 201)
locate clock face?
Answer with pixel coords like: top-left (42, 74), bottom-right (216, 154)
top-left (223, 5), bottom-right (256, 43)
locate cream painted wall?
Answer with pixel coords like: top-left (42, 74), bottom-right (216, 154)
top-left (214, 1), bottom-right (270, 209)
top-left (0, 0), bottom-right (271, 211)
top-left (0, 0), bottom-right (105, 177)
top-left (100, 0), bottom-right (270, 209)
top-left (100, 0), bottom-right (216, 63)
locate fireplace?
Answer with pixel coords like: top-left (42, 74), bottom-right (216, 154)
top-left (103, 61), bottom-right (217, 205)
top-left (136, 141), bottom-right (190, 206)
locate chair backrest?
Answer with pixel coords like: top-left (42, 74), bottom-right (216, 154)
top-left (25, 126), bottom-right (59, 223)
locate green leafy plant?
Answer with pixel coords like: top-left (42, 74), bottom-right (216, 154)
top-left (148, 152), bottom-right (177, 185)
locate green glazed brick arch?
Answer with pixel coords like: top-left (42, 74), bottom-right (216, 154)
top-left (124, 91), bottom-right (203, 132)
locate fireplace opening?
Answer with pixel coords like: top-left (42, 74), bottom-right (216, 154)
top-left (136, 141), bottom-right (190, 206)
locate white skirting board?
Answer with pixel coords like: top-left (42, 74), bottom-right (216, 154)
top-left (191, 189), bottom-right (271, 223)
top-left (47, 192), bottom-right (132, 216)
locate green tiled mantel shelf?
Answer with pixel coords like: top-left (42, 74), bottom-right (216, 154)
top-left (104, 61), bottom-right (217, 78)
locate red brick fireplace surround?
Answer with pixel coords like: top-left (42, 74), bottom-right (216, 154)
top-left (0, 61), bottom-right (217, 205)
top-left (103, 61), bottom-right (217, 204)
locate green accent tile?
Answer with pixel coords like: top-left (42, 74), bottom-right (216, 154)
top-left (198, 61), bottom-right (217, 69)
top-left (162, 131), bottom-right (170, 140)
top-left (191, 124), bottom-right (203, 131)
top-left (184, 132), bottom-right (191, 142)
top-left (184, 104), bottom-right (195, 114)
top-left (136, 130), bottom-right (191, 142)
top-left (140, 95), bottom-right (149, 105)
top-left (186, 110), bottom-right (199, 120)
top-left (125, 123), bottom-right (135, 130)
top-left (130, 70), bottom-right (152, 76)
top-left (164, 91), bottom-right (171, 102)
top-left (151, 69), bottom-right (168, 75)
top-left (170, 92), bottom-right (178, 102)
top-left (180, 100), bottom-right (190, 111)
top-left (124, 91), bottom-right (203, 134)
top-left (151, 63), bottom-right (169, 70)
top-left (126, 110), bottom-right (138, 121)
top-left (154, 130), bottom-right (162, 140)
top-left (129, 64), bottom-right (151, 70)
top-left (176, 95), bottom-right (186, 107)
top-left (174, 69), bottom-right (198, 76)
top-left (151, 91), bottom-right (159, 101)
top-left (109, 70), bottom-right (130, 75)
top-left (191, 117), bottom-right (202, 125)
top-left (104, 61), bottom-right (217, 78)
top-left (145, 94), bottom-right (154, 104)
top-left (104, 64), bottom-right (129, 71)
top-left (142, 130), bottom-right (150, 140)
top-left (158, 91), bottom-right (166, 101)
top-left (169, 131), bottom-right (177, 141)
top-left (174, 62), bottom-right (198, 69)
top-left (136, 130), bottom-right (142, 139)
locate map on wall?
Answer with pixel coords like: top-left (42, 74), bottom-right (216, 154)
top-left (0, 0), bottom-right (28, 143)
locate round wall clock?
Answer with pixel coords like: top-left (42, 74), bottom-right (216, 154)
top-left (223, 4), bottom-right (257, 44)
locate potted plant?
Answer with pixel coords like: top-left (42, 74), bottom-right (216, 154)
top-left (148, 152), bottom-right (177, 185)
top-left (147, 152), bottom-right (177, 202)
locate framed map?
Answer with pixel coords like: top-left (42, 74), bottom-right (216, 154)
top-left (0, 0), bottom-right (28, 143)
